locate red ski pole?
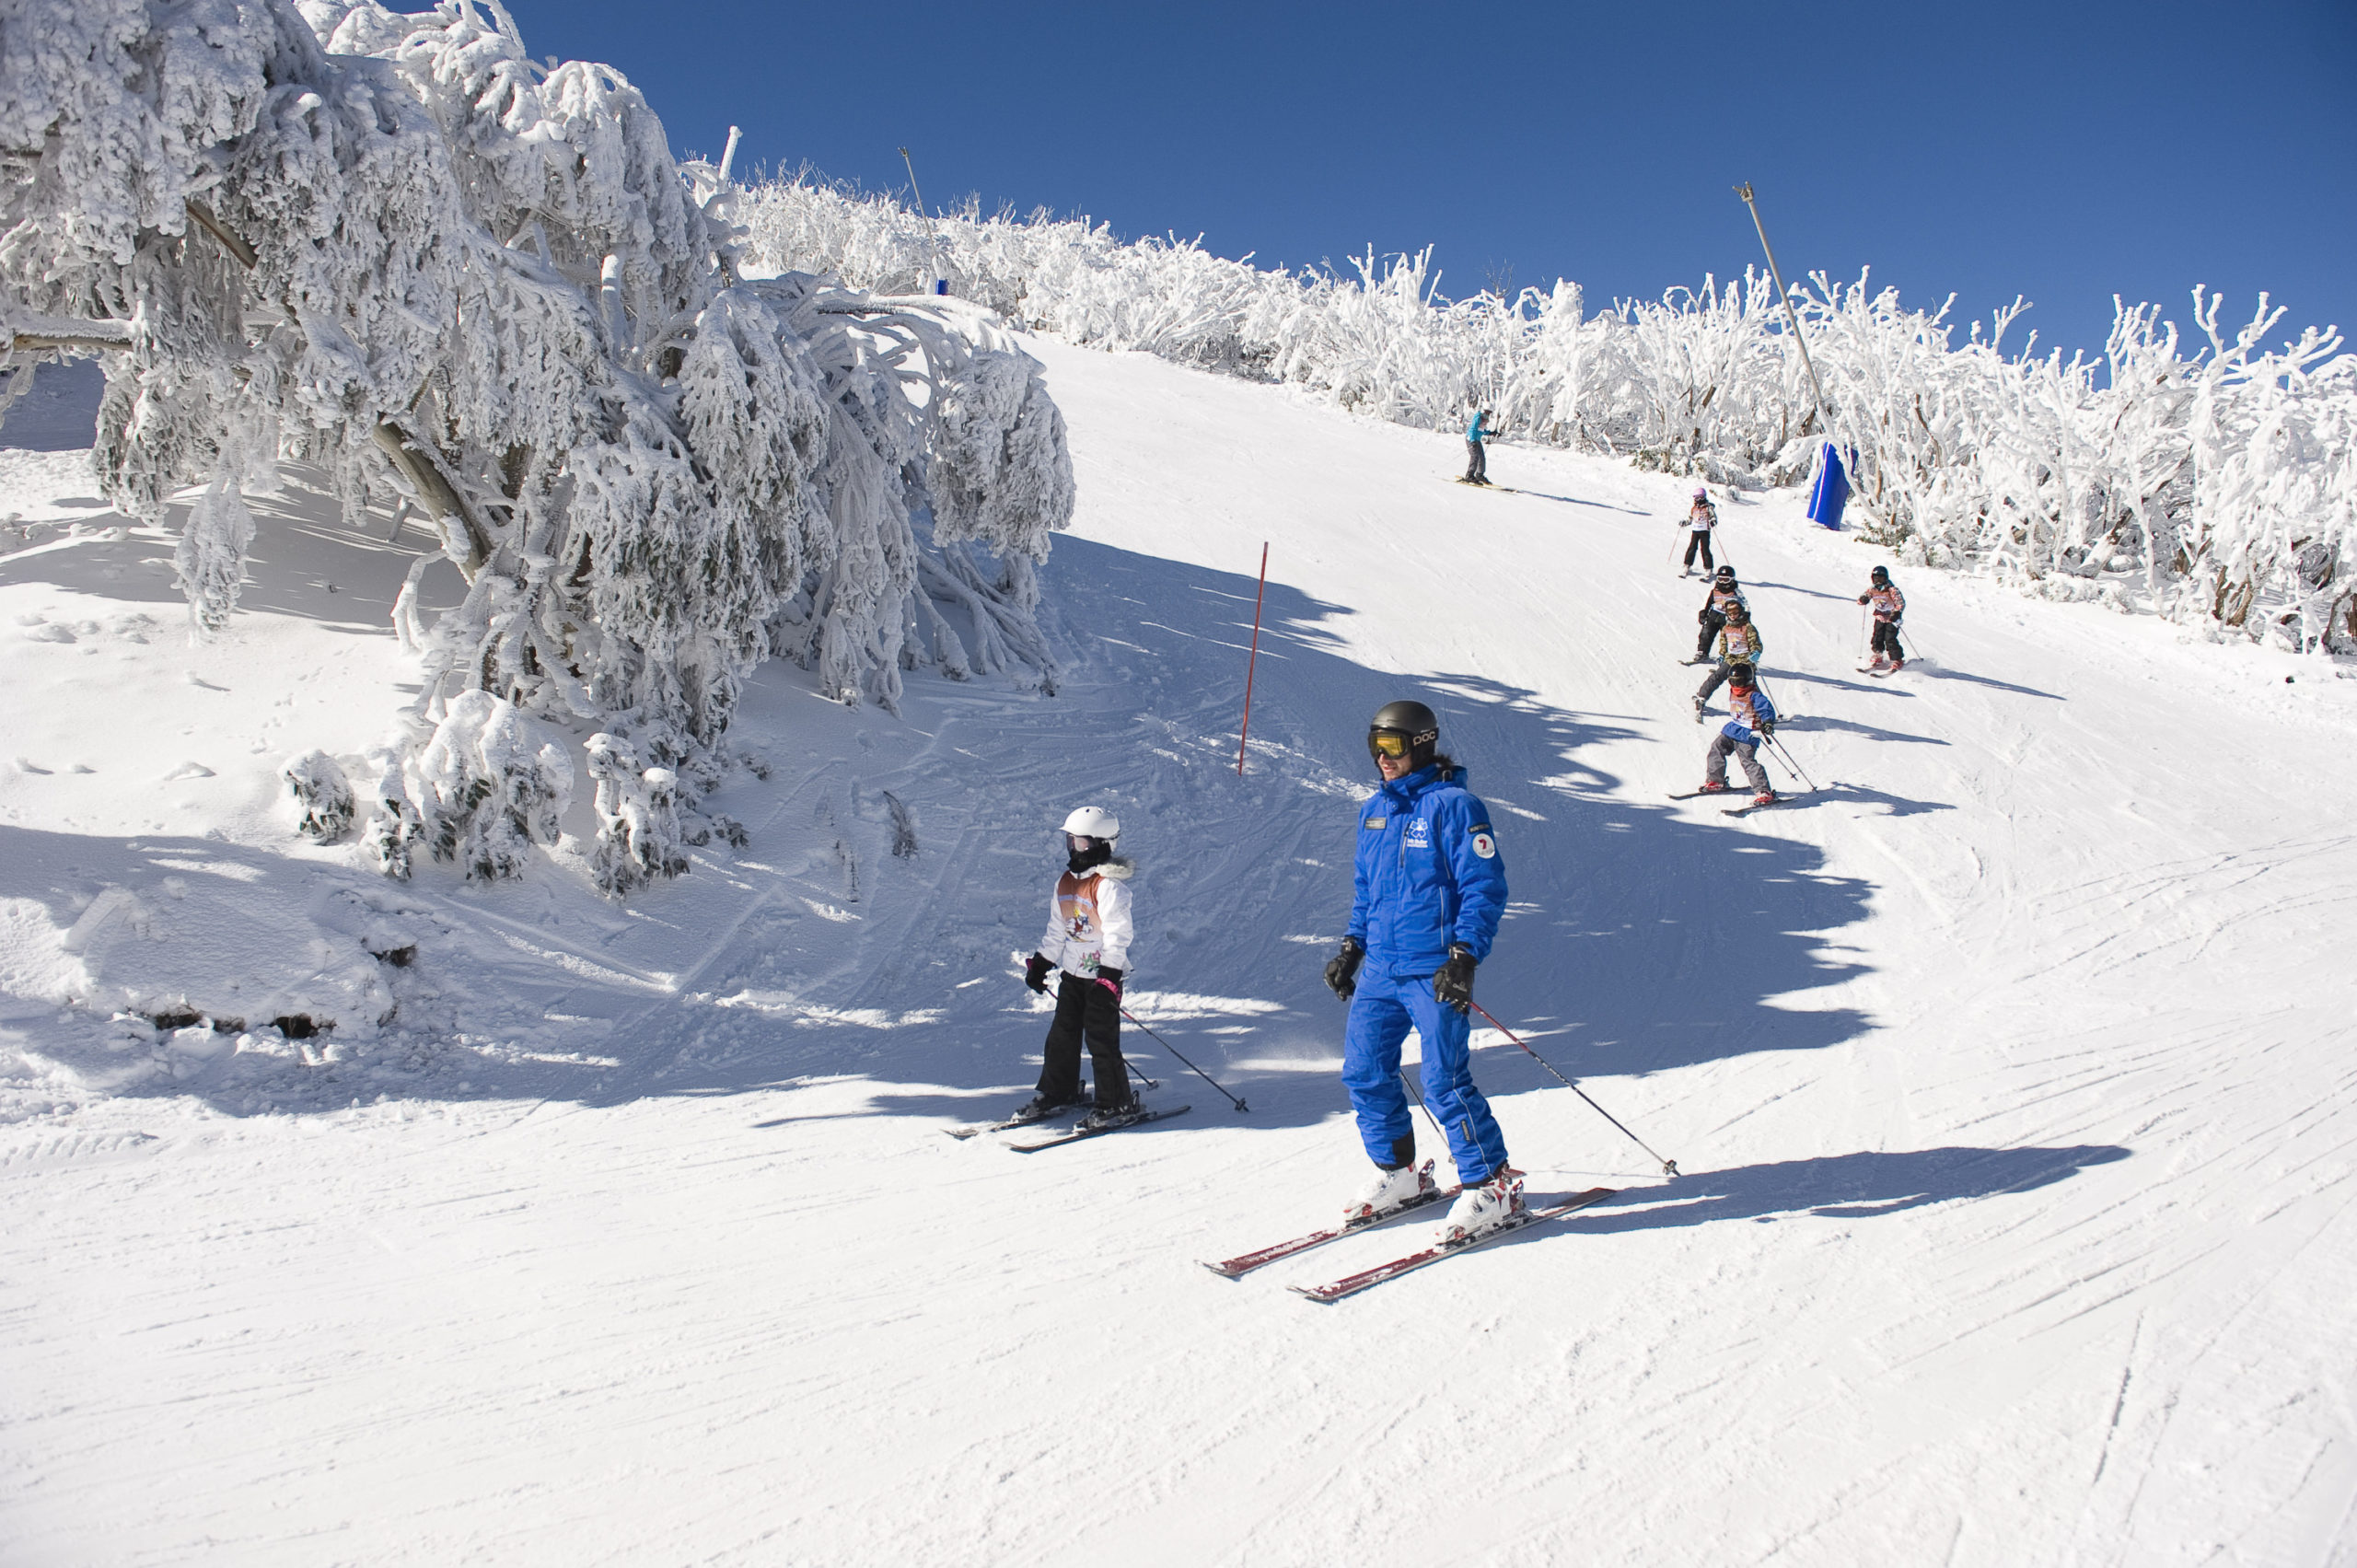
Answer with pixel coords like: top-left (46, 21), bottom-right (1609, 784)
top-left (1237, 542), bottom-right (1268, 776)
top-left (1467, 1001), bottom-right (1679, 1177)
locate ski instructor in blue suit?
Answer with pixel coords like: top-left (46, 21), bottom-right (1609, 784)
top-left (1323, 699), bottom-right (1523, 1244)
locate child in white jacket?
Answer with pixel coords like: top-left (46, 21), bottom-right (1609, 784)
top-left (1013, 806), bottom-right (1140, 1129)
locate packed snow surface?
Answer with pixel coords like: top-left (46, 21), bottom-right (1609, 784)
top-left (4, 340), bottom-right (2354, 1565)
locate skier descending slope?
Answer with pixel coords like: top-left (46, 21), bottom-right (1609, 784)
top-left (1012, 807), bottom-right (1142, 1131)
top-left (1321, 701), bottom-right (1523, 1244)
top-left (1680, 486), bottom-right (1718, 575)
top-left (1689, 565), bottom-right (1749, 663)
top-left (1699, 662), bottom-right (1778, 807)
top-left (1693, 601), bottom-right (1765, 720)
top-left (1858, 565), bottom-right (1908, 672)
top-left (1462, 408), bottom-right (1503, 485)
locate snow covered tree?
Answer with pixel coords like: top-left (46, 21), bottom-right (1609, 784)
top-left (740, 173), bottom-right (2351, 651)
top-left (0, 0), bottom-right (1075, 890)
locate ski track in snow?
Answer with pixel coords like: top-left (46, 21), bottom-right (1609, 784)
top-left (3, 340), bottom-right (2355, 1564)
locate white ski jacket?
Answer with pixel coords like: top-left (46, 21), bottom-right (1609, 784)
top-left (1039, 859), bottom-right (1134, 978)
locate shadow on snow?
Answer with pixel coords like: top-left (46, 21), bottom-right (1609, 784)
top-left (2, 526), bottom-right (1887, 1140)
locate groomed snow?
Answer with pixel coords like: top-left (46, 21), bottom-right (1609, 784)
top-left (4, 339), bottom-right (2353, 1565)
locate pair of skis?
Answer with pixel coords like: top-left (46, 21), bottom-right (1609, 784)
top-left (945, 1103), bottom-right (1190, 1152)
top-left (1202, 1171), bottom-right (1619, 1303)
top-left (1666, 786), bottom-right (1796, 818)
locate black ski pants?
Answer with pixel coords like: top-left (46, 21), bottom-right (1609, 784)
top-left (1697, 607), bottom-right (1726, 659)
top-left (1683, 529), bottom-right (1714, 570)
top-left (1037, 971), bottom-right (1132, 1109)
top-left (1869, 619), bottom-right (1904, 661)
top-left (1464, 439), bottom-right (1487, 482)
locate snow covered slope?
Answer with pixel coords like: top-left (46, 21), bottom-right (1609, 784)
top-left (4, 339), bottom-right (2354, 1565)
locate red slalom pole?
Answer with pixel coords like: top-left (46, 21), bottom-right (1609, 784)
top-left (1237, 541), bottom-right (1269, 776)
top-left (1468, 1001), bottom-right (1680, 1177)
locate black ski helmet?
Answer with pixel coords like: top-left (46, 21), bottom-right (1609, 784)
top-left (1727, 660), bottom-right (1757, 686)
top-left (1367, 699), bottom-right (1440, 768)
top-left (1870, 564), bottom-right (1890, 582)
top-left (1715, 565), bottom-right (1736, 582)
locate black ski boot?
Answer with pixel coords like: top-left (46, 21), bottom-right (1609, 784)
top-left (1008, 1092), bottom-right (1082, 1126)
top-left (1077, 1099), bottom-right (1145, 1132)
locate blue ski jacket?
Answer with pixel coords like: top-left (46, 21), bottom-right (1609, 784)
top-left (1467, 412), bottom-right (1495, 444)
top-left (1348, 764), bottom-right (1509, 972)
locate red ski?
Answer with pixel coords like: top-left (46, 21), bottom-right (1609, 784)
top-left (1288, 1187), bottom-right (1618, 1303)
top-left (1202, 1163), bottom-right (1450, 1279)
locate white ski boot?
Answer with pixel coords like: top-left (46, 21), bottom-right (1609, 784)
top-left (1343, 1162), bottom-right (1433, 1225)
top-left (1436, 1167), bottom-right (1525, 1245)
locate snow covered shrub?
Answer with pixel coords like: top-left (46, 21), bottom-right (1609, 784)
top-left (283, 749), bottom-right (354, 842)
top-left (362, 750), bottom-right (424, 881)
top-left (743, 177), bottom-right (2352, 650)
top-left (411, 691), bottom-right (572, 883)
top-left (0, 0), bottom-right (1075, 891)
top-left (584, 732), bottom-right (686, 897)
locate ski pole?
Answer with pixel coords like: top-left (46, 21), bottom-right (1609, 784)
top-left (1748, 677), bottom-right (1817, 793)
top-left (1122, 1058), bottom-right (1161, 1094)
top-left (1120, 1005), bottom-right (1248, 1112)
top-left (1769, 734), bottom-right (1818, 792)
top-left (1467, 1001), bottom-right (1679, 1177)
top-left (1399, 1070), bottom-right (1451, 1148)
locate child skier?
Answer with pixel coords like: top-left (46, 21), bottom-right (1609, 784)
top-left (1693, 600), bottom-right (1764, 720)
top-left (1012, 806), bottom-right (1140, 1130)
top-left (1690, 565), bottom-right (1748, 662)
top-left (1680, 486), bottom-right (1718, 575)
top-left (1859, 565), bottom-right (1907, 671)
top-left (1463, 408), bottom-right (1503, 485)
top-left (1700, 661), bottom-right (1778, 807)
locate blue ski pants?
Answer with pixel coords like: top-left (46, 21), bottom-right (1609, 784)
top-left (1341, 967), bottom-right (1509, 1184)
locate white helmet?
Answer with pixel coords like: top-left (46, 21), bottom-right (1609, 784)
top-left (1062, 805), bottom-right (1120, 842)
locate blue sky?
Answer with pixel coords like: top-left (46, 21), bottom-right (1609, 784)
top-left (504, 0), bottom-right (2353, 364)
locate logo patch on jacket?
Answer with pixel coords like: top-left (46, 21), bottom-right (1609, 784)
top-left (1403, 818), bottom-right (1432, 849)
top-left (1470, 831), bottom-right (1496, 859)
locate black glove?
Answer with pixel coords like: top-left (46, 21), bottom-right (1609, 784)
top-left (1857, 594), bottom-right (1871, 605)
top-left (1699, 609), bottom-right (1712, 624)
top-left (1757, 721), bottom-right (1775, 741)
top-left (1095, 964), bottom-right (1123, 1002)
top-left (1434, 945), bottom-right (1477, 1015)
top-left (1024, 952), bottom-right (1053, 993)
top-left (1324, 937), bottom-right (1364, 1001)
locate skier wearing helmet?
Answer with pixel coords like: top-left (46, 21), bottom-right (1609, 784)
top-left (1012, 806), bottom-right (1141, 1130)
top-left (1681, 486), bottom-right (1719, 575)
top-left (1859, 565), bottom-right (1907, 671)
top-left (1693, 599), bottom-right (1765, 720)
top-left (1320, 700), bottom-right (1520, 1245)
top-left (1691, 564), bottom-right (1749, 663)
top-left (1463, 408), bottom-right (1504, 485)
top-left (1700, 662), bottom-right (1779, 807)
